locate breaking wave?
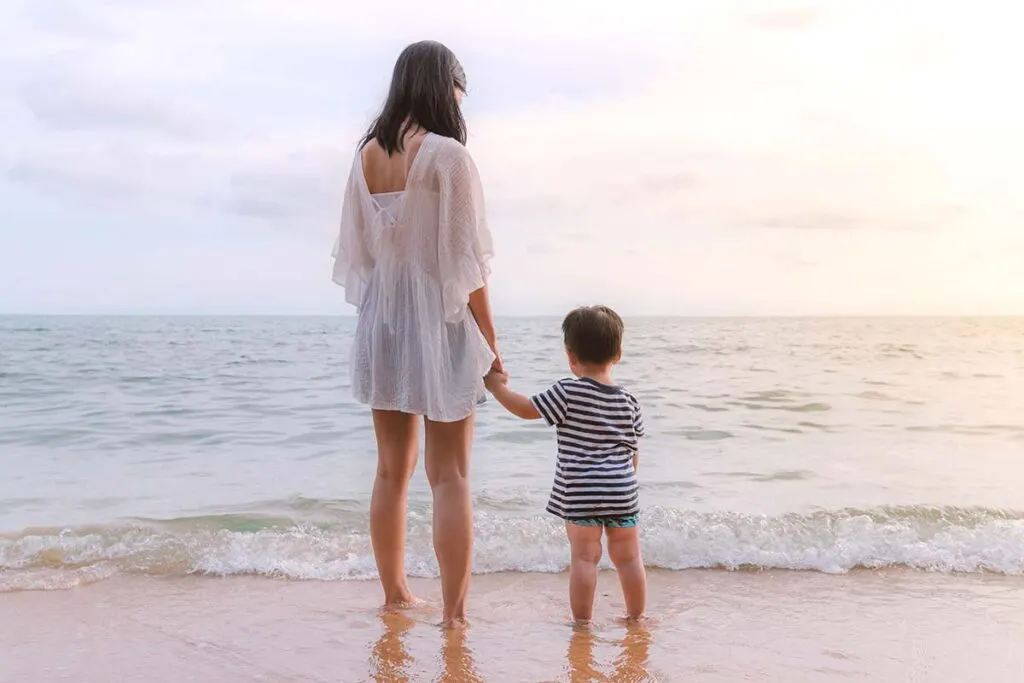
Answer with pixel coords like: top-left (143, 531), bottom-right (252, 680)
top-left (3, 504), bottom-right (1024, 591)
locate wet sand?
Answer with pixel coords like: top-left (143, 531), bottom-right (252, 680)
top-left (2, 569), bottom-right (1023, 682)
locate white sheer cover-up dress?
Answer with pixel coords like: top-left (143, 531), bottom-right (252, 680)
top-left (331, 133), bottom-right (495, 422)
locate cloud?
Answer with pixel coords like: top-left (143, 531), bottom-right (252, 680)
top-left (210, 150), bottom-right (346, 223)
top-left (776, 252), bottom-right (817, 269)
top-left (5, 136), bottom-right (218, 206)
top-left (487, 194), bottom-right (576, 223)
top-left (525, 243), bottom-right (558, 256)
top-left (1, 0), bottom-right (662, 226)
top-left (7, 158), bottom-right (134, 199)
top-left (598, 172), bottom-right (696, 203)
top-left (20, 1), bottom-right (122, 41)
top-left (743, 8), bottom-right (824, 31)
top-left (460, 41), bottom-right (656, 112)
top-left (20, 73), bottom-right (213, 138)
top-left (751, 205), bottom-right (968, 233)
top-left (754, 211), bottom-right (863, 231)
top-left (889, 205), bottom-right (968, 232)
top-left (6, 134), bottom-right (352, 234)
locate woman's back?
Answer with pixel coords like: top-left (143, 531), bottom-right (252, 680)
top-left (333, 130), bottom-right (495, 422)
top-left (360, 133), bottom-right (426, 195)
top-left (349, 132), bottom-right (441, 272)
top-left (336, 131), bottom-right (491, 313)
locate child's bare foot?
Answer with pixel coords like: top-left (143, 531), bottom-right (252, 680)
top-left (616, 613), bottom-right (652, 626)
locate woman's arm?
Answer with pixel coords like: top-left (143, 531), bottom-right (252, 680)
top-left (469, 285), bottom-right (502, 372)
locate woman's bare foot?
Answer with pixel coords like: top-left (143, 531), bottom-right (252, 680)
top-left (440, 615), bottom-right (469, 630)
top-left (382, 595), bottom-right (426, 611)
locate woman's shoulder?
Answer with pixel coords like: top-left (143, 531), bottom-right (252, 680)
top-left (427, 134), bottom-right (476, 171)
top-left (428, 133), bottom-right (468, 154)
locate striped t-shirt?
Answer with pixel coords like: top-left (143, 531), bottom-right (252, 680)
top-left (530, 377), bottom-right (645, 520)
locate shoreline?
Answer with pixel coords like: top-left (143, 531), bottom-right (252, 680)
top-left (3, 569), bottom-right (1023, 681)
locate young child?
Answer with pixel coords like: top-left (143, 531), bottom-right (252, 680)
top-left (484, 305), bottom-right (646, 623)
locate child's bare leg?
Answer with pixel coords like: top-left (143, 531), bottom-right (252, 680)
top-left (606, 526), bottom-right (646, 620)
top-left (565, 523), bottom-right (604, 623)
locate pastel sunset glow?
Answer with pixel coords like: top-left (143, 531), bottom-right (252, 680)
top-left (1, 0), bottom-right (1021, 314)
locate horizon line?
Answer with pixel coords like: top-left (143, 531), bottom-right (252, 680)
top-left (2, 312), bottom-right (1023, 319)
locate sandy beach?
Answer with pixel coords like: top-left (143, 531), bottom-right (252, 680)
top-left (3, 569), bottom-right (1023, 682)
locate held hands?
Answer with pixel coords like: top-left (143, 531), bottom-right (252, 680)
top-left (490, 344), bottom-right (505, 375)
top-left (486, 339), bottom-right (507, 392)
top-left (491, 355), bottom-right (505, 374)
top-left (484, 369), bottom-right (509, 394)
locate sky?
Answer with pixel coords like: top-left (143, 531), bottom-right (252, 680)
top-left (1, 0), bottom-right (1022, 316)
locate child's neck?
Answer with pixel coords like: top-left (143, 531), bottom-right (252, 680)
top-left (576, 364), bottom-right (615, 386)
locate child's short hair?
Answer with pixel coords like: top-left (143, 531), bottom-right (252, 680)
top-left (561, 305), bottom-right (624, 365)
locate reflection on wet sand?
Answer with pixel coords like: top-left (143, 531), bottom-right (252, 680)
top-left (612, 622), bottom-right (654, 682)
top-left (566, 626), bottom-right (604, 682)
top-left (566, 622), bottom-right (654, 682)
top-left (369, 609), bottom-right (482, 683)
top-left (439, 626), bottom-right (483, 683)
top-left (369, 610), bottom-right (415, 683)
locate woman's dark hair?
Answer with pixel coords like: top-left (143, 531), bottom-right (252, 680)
top-left (361, 40), bottom-right (467, 155)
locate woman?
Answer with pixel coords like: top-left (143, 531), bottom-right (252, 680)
top-left (331, 41), bottom-right (500, 627)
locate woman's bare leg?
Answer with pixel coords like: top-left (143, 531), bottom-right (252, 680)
top-left (371, 409), bottom-right (420, 606)
top-left (565, 523), bottom-right (604, 623)
top-left (606, 526), bottom-right (646, 620)
top-left (424, 414), bottom-right (474, 626)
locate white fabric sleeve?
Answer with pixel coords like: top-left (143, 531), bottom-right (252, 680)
top-left (436, 146), bottom-right (494, 323)
top-left (331, 154), bottom-right (374, 309)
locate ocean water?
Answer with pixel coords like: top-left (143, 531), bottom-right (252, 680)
top-left (2, 316), bottom-right (1023, 592)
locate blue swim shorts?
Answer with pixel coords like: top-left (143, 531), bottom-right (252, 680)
top-left (569, 514), bottom-right (639, 529)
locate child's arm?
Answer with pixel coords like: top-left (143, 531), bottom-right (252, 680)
top-left (485, 372), bottom-right (542, 420)
top-left (632, 396), bottom-right (645, 472)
